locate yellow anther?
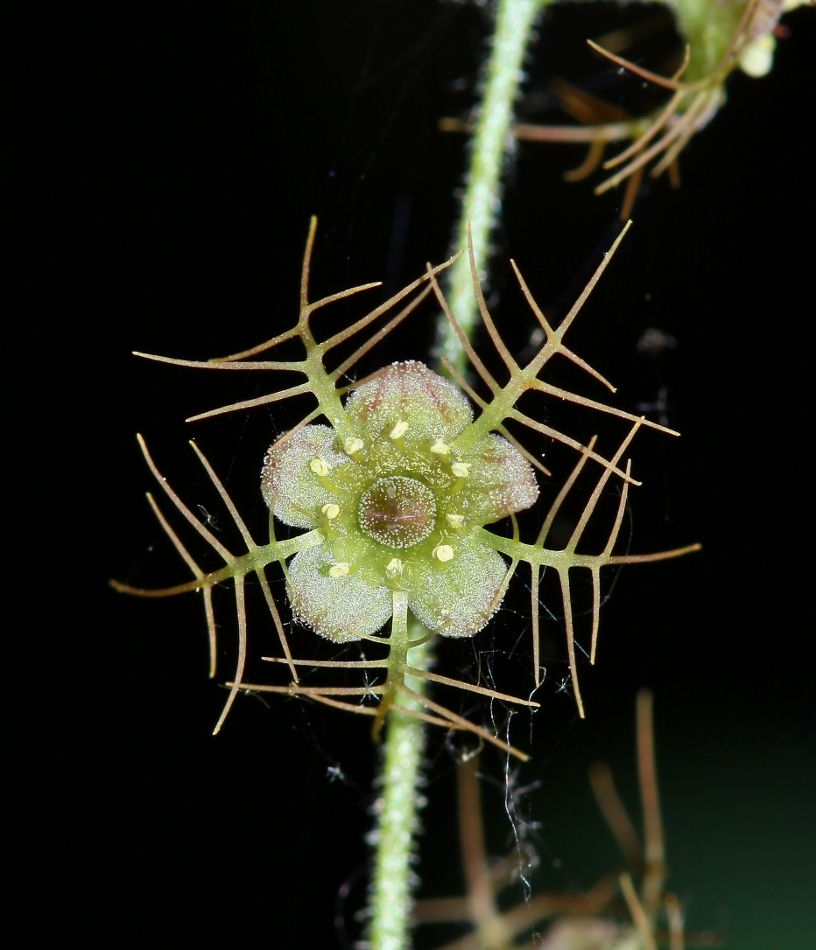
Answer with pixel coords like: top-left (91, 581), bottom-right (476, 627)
top-left (328, 562), bottom-right (351, 578)
top-left (321, 503), bottom-right (340, 520)
top-left (432, 544), bottom-right (454, 563)
top-left (310, 457), bottom-right (331, 476)
top-left (389, 420), bottom-right (409, 440)
top-left (430, 439), bottom-right (450, 455)
top-left (450, 461), bottom-right (471, 478)
top-left (445, 513), bottom-right (465, 529)
top-left (344, 436), bottom-right (364, 455)
top-left (386, 558), bottom-right (404, 577)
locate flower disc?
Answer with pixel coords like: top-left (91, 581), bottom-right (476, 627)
top-left (358, 476), bottom-right (436, 549)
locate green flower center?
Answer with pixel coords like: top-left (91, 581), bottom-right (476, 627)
top-left (358, 476), bottom-right (437, 549)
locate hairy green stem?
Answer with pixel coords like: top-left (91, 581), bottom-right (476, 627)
top-left (368, 615), bottom-right (431, 950)
top-left (369, 3), bottom-right (542, 947)
top-left (435, 0), bottom-right (541, 378)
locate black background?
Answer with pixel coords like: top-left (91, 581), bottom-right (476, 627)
top-left (9, 3), bottom-right (816, 947)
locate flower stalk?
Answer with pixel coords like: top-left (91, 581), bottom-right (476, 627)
top-left (367, 613), bottom-right (431, 950)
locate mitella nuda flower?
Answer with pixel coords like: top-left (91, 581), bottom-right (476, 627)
top-left (262, 360), bottom-right (537, 643)
top-left (114, 219), bottom-right (698, 746)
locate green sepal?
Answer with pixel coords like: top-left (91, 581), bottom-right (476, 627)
top-left (408, 537), bottom-right (509, 639)
top-left (287, 543), bottom-right (393, 642)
